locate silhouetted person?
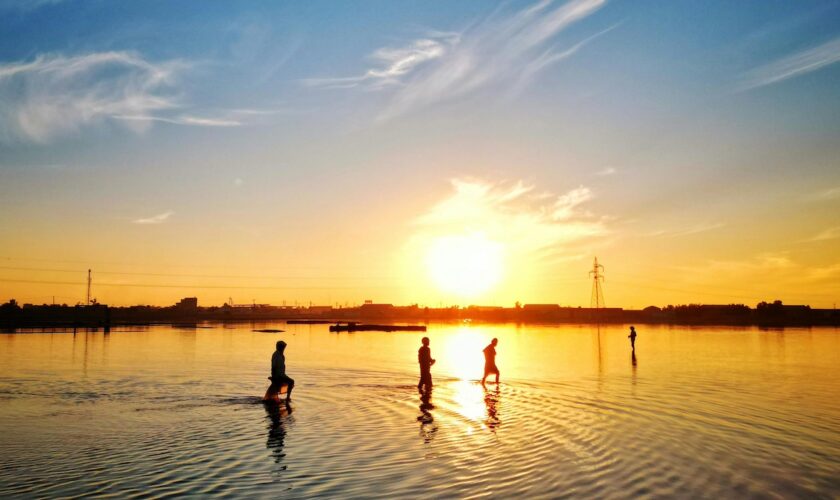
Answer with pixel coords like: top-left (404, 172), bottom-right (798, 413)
top-left (264, 340), bottom-right (294, 403)
top-left (417, 337), bottom-right (436, 392)
top-left (628, 326), bottom-right (637, 350)
top-left (481, 338), bottom-right (500, 385)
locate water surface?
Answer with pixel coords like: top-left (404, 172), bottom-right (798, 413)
top-left (1, 323), bottom-right (838, 498)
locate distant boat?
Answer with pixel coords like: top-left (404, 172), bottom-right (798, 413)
top-left (329, 323), bottom-right (426, 333)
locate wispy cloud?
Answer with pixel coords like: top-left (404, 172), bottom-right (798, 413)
top-left (648, 222), bottom-right (725, 238)
top-left (114, 114), bottom-right (242, 127)
top-left (673, 252), bottom-right (840, 302)
top-left (305, 0), bottom-right (610, 120)
top-left (804, 226), bottom-right (840, 242)
top-left (739, 36), bottom-right (840, 91)
top-left (0, 0), bottom-right (65, 12)
top-left (595, 166), bottom-right (617, 176)
top-left (413, 178), bottom-right (607, 262)
top-left (380, 0), bottom-right (609, 120)
top-left (0, 51), bottom-right (186, 142)
top-left (809, 186), bottom-right (840, 201)
top-left (133, 211), bottom-right (174, 225)
top-left (303, 35), bottom-right (458, 89)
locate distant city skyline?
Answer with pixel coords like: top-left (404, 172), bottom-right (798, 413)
top-left (1, 0), bottom-right (839, 308)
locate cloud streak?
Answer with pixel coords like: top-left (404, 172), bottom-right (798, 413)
top-left (648, 222), bottom-right (725, 238)
top-left (804, 226), bottom-right (840, 242)
top-left (739, 36), bottom-right (840, 90)
top-left (0, 51), bottom-right (188, 142)
top-left (809, 186), bottom-right (840, 201)
top-left (303, 35), bottom-right (457, 89)
top-left (304, 0), bottom-right (609, 120)
top-left (133, 211), bottom-right (174, 225)
top-left (379, 0), bottom-right (608, 120)
top-left (413, 178), bottom-right (607, 262)
top-left (114, 114), bottom-right (242, 127)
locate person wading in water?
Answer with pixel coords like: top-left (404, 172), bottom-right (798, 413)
top-left (481, 338), bottom-right (500, 386)
top-left (264, 340), bottom-right (295, 404)
top-left (417, 337), bottom-right (436, 393)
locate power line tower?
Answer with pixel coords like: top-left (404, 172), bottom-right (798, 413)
top-left (86, 269), bottom-right (92, 305)
top-left (589, 257), bottom-right (605, 309)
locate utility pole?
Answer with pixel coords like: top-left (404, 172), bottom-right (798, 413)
top-left (86, 269), bottom-right (92, 306)
top-left (589, 257), bottom-right (605, 309)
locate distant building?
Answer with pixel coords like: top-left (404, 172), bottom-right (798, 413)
top-left (175, 297), bottom-right (198, 309)
top-left (307, 305), bottom-right (333, 315)
top-left (359, 303), bottom-right (395, 318)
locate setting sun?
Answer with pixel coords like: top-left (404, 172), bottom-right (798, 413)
top-left (426, 233), bottom-right (504, 298)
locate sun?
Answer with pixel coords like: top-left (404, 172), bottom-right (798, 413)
top-left (426, 233), bottom-right (504, 298)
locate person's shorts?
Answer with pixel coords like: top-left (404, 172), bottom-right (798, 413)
top-left (269, 374), bottom-right (294, 390)
top-left (484, 363), bottom-right (499, 374)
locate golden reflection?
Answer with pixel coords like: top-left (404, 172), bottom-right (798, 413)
top-left (417, 389), bottom-right (437, 443)
top-left (484, 387), bottom-right (501, 432)
top-left (439, 328), bottom-right (485, 381)
top-left (451, 380), bottom-right (487, 424)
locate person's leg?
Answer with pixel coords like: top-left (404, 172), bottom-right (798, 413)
top-left (285, 376), bottom-right (294, 401)
top-left (494, 368), bottom-right (500, 385)
top-left (481, 367), bottom-right (488, 385)
top-left (264, 383), bottom-right (278, 401)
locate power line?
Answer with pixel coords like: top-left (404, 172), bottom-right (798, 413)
top-left (0, 277), bottom-right (405, 290)
top-left (0, 265), bottom-right (398, 281)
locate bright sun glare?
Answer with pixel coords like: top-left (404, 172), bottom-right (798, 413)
top-left (426, 233), bottom-right (504, 298)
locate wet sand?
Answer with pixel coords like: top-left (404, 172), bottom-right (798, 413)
top-left (1, 323), bottom-right (839, 497)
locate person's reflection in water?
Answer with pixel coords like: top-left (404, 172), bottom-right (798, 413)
top-left (484, 386), bottom-right (501, 432)
top-left (417, 388), bottom-right (437, 443)
top-left (631, 351), bottom-right (638, 386)
top-left (264, 401), bottom-right (293, 466)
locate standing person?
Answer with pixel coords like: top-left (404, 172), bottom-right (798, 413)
top-left (481, 338), bottom-right (500, 386)
top-left (264, 340), bottom-right (295, 403)
top-left (628, 326), bottom-right (637, 351)
top-left (417, 337), bottom-right (436, 392)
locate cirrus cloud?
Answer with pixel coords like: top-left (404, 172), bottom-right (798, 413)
top-left (0, 51), bottom-right (185, 142)
top-left (133, 211), bottom-right (174, 225)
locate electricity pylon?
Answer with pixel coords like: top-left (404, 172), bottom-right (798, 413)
top-left (589, 257), bottom-right (605, 309)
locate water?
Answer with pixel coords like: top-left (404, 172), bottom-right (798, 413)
top-left (1, 323), bottom-right (839, 498)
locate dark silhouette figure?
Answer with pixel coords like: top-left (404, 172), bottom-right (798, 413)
top-left (264, 340), bottom-right (295, 403)
top-left (481, 338), bottom-right (500, 385)
top-left (628, 326), bottom-right (637, 350)
top-left (264, 401), bottom-right (293, 465)
top-left (417, 337), bottom-right (436, 392)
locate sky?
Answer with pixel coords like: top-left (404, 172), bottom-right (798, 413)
top-left (1, 0), bottom-right (839, 308)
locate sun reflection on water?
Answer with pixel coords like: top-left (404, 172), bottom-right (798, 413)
top-left (439, 327), bottom-right (486, 381)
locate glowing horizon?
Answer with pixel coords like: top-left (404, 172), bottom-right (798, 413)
top-left (1, 1), bottom-right (838, 308)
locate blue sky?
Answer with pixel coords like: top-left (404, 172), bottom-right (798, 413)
top-left (1, 0), bottom-right (839, 307)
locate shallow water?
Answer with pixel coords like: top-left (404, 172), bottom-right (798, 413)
top-left (1, 323), bottom-right (839, 498)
